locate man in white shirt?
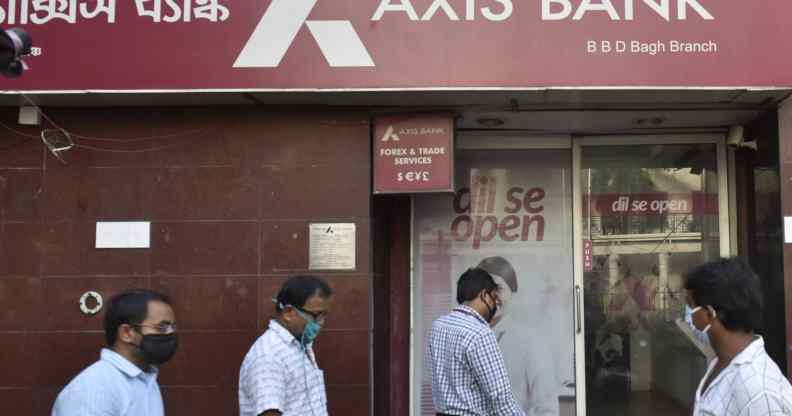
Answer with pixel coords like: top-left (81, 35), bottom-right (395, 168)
top-left (52, 289), bottom-right (179, 416)
top-left (239, 275), bottom-right (333, 416)
top-left (684, 257), bottom-right (792, 416)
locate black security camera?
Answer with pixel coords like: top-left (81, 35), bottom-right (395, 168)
top-left (0, 28), bottom-right (32, 78)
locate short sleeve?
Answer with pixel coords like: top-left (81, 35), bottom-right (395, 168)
top-left (245, 355), bottom-right (288, 415)
top-left (52, 380), bottom-right (121, 416)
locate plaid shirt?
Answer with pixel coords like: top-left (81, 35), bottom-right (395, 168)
top-left (429, 305), bottom-right (525, 416)
top-left (694, 337), bottom-right (792, 416)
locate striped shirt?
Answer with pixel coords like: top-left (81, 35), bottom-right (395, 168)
top-left (52, 348), bottom-right (163, 416)
top-left (694, 336), bottom-right (792, 416)
top-left (239, 320), bottom-right (328, 416)
top-left (429, 305), bottom-right (525, 416)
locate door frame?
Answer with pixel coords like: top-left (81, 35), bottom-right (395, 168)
top-left (409, 132), bottom-right (575, 415)
top-left (406, 132), bottom-right (731, 416)
top-left (571, 134), bottom-right (731, 416)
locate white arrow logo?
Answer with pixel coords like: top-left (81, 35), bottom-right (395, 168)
top-left (381, 125), bottom-right (400, 142)
top-left (234, 0), bottom-right (375, 68)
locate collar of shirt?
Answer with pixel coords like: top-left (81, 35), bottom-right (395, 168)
top-left (268, 320), bottom-right (319, 367)
top-left (100, 348), bottom-right (158, 385)
top-left (698, 336), bottom-right (764, 399)
top-left (269, 319), bottom-right (301, 347)
top-left (732, 336), bottom-right (764, 365)
top-left (453, 304), bottom-right (488, 326)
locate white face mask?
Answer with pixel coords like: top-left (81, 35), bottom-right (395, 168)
top-left (685, 304), bottom-right (715, 344)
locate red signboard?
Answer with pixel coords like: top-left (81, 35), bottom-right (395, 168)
top-left (374, 113), bottom-right (454, 194)
top-left (2, 1), bottom-right (792, 90)
top-left (583, 239), bottom-right (593, 272)
top-left (585, 193), bottom-right (719, 216)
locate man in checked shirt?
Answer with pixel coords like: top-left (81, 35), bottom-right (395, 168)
top-left (429, 267), bottom-right (525, 416)
top-left (685, 257), bottom-right (792, 416)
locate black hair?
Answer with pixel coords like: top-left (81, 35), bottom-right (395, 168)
top-left (684, 257), bottom-right (763, 333)
top-left (477, 256), bottom-right (518, 292)
top-left (275, 275), bottom-right (333, 313)
top-left (104, 289), bottom-right (172, 347)
top-left (456, 268), bottom-right (498, 304)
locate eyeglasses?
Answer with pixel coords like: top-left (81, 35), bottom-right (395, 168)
top-left (132, 323), bottom-right (177, 334)
top-left (294, 306), bottom-right (328, 323)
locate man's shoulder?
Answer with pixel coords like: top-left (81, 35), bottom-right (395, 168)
top-left (54, 359), bottom-right (126, 409)
top-left (69, 359), bottom-right (125, 386)
top-left (731, 350), bottom-right (792, 405)
top-left (242, 328), bottom-right (295, 368)
top-left (431, 310), bottom-right (490, 339)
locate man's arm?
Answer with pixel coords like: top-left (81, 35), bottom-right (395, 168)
top-left (467, 331), bottom-right (526, 416)
top-left (244, 355), bottom-right (287, 416)
top-left (51, 383), bottom-right (120, 416)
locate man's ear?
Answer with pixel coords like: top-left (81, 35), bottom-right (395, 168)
top-left (117, 323), bottom-right (138, 344)
top-left (282, 305), bottom-right (294, 321)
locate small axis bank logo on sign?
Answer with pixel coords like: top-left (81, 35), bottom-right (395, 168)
top-left (380, 126), bottom-right (400, 142)
top-left (234, 0), bottom-right (375, 68)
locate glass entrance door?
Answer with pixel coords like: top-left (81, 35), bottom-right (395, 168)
top-left (412, 143), bottom-right (579, 416)
top-left (575, 136), bottom-right (730, 416)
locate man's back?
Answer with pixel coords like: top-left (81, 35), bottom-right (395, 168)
top-left (429, 305), bottom-right (524, 416)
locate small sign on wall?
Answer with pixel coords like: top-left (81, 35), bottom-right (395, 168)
top-left (374, 113), bottom-right (454, 194)
top-left (96, 222), bottom-right (151, 249)
top-left (309, 223), bottom-right (356, 270)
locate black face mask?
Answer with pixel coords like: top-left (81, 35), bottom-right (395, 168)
top-left (135, 333), bottom-right (179, 366)
top-left (481, 292), bottom-right (499, 323)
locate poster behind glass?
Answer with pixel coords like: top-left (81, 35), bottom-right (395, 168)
top-left (413, 149), bottom-right (576, 416)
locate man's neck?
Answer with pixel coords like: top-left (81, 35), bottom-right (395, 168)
top-left (276, 317), bottom-right (301, 341)
top-left (111, 345), bottom-right (148, 371)
top-left (712, 331), bottom-right (755, 364)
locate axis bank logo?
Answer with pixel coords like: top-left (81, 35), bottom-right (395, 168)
top-left (234, 0), bottom-right (374, 68)
top-left (451, 175), bottom-right (547, 249)
top-left (235, 0), bottom-right (714, 69)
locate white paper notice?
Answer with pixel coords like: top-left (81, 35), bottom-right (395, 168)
top-left (96, 222), bottom-right (151, 249)
top-left (785, 217), bottom-right (792, 244)
top-left (309, 223), bottom-right (356, 270)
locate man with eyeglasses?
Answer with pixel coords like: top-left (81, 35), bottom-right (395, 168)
top-left (429, 267), bottom-right (525, 416)
top-left (239, 275), bottom-right (333, 416)
top-left (52, 289), bottom-right (179, 416)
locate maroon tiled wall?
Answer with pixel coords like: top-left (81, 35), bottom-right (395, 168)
top-left (0, 107), bottom-right (372, 415)
top-left (779, 99), bottom-right (792, 378)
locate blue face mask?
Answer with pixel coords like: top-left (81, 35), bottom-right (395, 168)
top-left (295, 308), bottom-right (323, 347)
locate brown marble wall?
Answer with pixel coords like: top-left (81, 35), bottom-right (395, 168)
top-left (779, 99), bottom-right (792, 377)
top-left (0, 107), bottom-right (372, 415)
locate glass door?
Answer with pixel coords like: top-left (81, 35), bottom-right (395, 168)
top-left (412, 136), bottom-right (580, 416)
top-left (574, 136), bottom-right (730, 416)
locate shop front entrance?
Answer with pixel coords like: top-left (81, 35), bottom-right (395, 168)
top-left (410, 133), bottom-right (730, 416)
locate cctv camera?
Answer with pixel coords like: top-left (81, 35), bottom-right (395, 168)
top-left (0, 27), bottom-right (32, 78)
top-left (727, 125), bottom-right (744, 148)
top-left (726, 125), bottom-right (758, 151)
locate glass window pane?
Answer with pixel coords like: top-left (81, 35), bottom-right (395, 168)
top-left (582, 143), bottom-right (720, 416)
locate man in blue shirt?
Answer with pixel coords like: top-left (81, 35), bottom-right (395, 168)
top-left (52, 289), bottom-right (179, 416)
